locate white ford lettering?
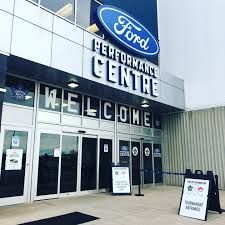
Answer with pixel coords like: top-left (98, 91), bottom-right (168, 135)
top-left (114, 16), bottom-right (150, 51)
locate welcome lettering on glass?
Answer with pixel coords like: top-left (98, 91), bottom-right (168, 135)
top-left (97, 5), bottom-right (159, 57)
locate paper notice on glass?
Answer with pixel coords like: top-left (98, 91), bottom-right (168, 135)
top-left (54, 148), bottom-right (61, 157)
top-left (5, 149), bottom-right (23, 170)
top-left (104, 144), bottom-right (109, 153)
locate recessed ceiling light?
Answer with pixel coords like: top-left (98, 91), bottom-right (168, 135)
top-left (141, 103), bottom-right (150, 108)
top-left (68, 81), bottom-right (79, 88)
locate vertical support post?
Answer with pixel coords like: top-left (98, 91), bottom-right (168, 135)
top-left (0, 54), bottom-right (7, 132)
top-left (135, 169), bottom-right (144, 196)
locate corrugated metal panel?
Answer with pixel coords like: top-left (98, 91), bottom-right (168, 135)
top-left (162, 106), bottom-right (225, 189)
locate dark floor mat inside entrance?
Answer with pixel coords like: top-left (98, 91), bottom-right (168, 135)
top-left (19, 212), bottom-right (99, 225)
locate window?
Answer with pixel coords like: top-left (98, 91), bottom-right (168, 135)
top-left (4, 75), bottom-right (35, 107)
top-left (32, 0), bottom-right (75, 22)
top-left (63, 90), bottom-right (82, 115)
top-left (39, 84), bottom-right (62, 112)
top-left (77, 0), bottom-right (103, 37)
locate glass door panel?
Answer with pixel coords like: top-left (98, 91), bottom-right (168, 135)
top-left (143, 142), bottom-right (153, 184)
top-left (0, 130), bottom-right (28, 198)
top-left (153, 144), bottom-right (163, 183)
top-left (131, 141), bottom-right (141, 185)
top-left (119, 140), bottom-right (130, 167)
top-left (60, 135), bottom-right (79, 193)
top-left (99, 139), bottom-right (112, 190)
top-left (37, 133), bottom-right (60, 196)
top-left (81, 137), bottom-right (97, 191)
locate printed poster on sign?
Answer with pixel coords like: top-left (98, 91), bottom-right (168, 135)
top-left (179, 178), bottom-right (209, 221)
top-left (11, 136), bottom-right (20, 147)
top-left (112, 167), bottom-right (131, 194)
top-left (5, 149), bottom-right (23, 170)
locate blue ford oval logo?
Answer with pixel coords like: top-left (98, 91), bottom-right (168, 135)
top-left (97, 5), bottom-right (159, 57)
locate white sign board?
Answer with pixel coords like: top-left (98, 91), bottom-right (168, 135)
top-left (5, 149), bottom-right (23, 170)
top-left (179, 178), bottom-right (209, 221)
top-left (112, 167), bottom-right (131, 194)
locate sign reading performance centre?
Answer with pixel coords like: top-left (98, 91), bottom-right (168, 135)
top-left (179, 178), bottom-right (209, 221)
top-left (92, 5), bottom-right (160, 98)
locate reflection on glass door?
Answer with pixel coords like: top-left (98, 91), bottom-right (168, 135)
top-left (81, 137), bottom-right (97, 191)
top-left (143, 142), bottom-right (153, 184)
top-left (37, 133), bottom-right (60, 196)
top-left (60, 135), bottom-right (79, 193)
top-left (0, 128), bottom-right (30, 205)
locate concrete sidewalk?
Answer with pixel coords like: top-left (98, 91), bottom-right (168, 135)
top-left (0, 186), bottom-right (225, 225)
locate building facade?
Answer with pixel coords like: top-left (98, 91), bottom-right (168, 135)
top-left (0, 0), bottom-right (185, 206)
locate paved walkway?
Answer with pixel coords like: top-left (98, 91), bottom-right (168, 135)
top-left (0, 186), bottom-right (225, 225)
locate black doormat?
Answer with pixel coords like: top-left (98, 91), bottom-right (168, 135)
top-left (19, 212), bottom-right (99, 225)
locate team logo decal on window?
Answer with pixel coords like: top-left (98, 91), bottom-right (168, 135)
top-left (11, 84), bottom-right (28, 101)
top-left (132, 147), bottom-right (139, 156)
top-left (144, 147), bottom-right (150, 157)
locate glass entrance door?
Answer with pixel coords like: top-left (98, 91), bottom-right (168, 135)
top-left (131, 141), bottom-right (141, 186)
top-left (80, 136), bottom-right (98, 192)
top-left (99, 138), bottom-right (112, 190)
top-left (35, 132), bottom-right (80, 200)
top-left (142, 142), bottom-right (153, 185)
top-left (0, 126), bottom-right (32, 206)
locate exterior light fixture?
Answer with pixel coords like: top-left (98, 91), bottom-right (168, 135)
top-left (141, 103), bottom-right (150, 108)
top-left (68, 81), bottom-right (79, 88)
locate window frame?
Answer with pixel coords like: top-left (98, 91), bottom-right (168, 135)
top-left (26, 0), bottom-right (104, 39)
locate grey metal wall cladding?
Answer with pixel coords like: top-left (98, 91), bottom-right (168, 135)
top-left (162, 107), bottom-right (225, 190)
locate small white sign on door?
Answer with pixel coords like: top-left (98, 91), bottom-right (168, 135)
top-left (11, 136), bottom-right (20, 147)
top-left (179, 178), bottom-right (209, 221)
top-left (53, 148), bottom-right (61, 157)
top-left (104, 144), bottom-right (109, 153)
top-left (5, 149), bottom-right (23, 170)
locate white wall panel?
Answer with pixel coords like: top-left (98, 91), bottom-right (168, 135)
top-left (0, 0), bottom-right (14, 14)
top-left (0, 10), bottom-right (13, 54)
top-left (83, 47), bottom-right (109, 86)
top-left (83, 30), bottom-right (103, 50)
top-left (82, 117), bottom-right (100, 129)
top-left (53, 16), bottom-right (83, 45)
top-left (61, 114), bottom-right (82, 127)
top-left (160, 81), bottom-right (185, 109)
top-left (38, 111), bottom-right (60, 124)
top-left (2, 104), bottom-right (33, 125)
top-left (51, 34), bottom-right (83, 76)
top-left (11, 17), bottom-right (52, 66)
top-left (14, 0), bottom-right (53, 31)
